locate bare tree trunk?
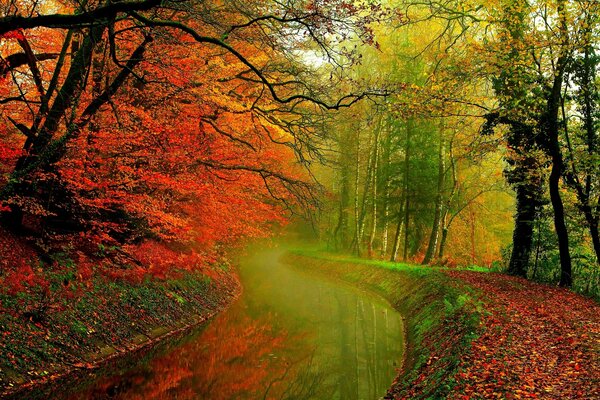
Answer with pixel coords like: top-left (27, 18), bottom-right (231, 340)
top-left (368, 122), bottom-right (381, 258)
top-left (390, 194), bottom-right (405, 262)
top-left (352, 128), bottom-right (361, 255)
top-left (423, 123), bottom-right (445, 264)
top-left (334, 131), bottom-right (353, 250)
top-left (380, 119), bottom-right (392, 258)
top-left (402, 120), bottom-right (412, 261)
top-left (438, 225), bottom-right (449, 259)
top-left (438, 134), bottom-right (457, 259)
top-left (381, 180), bottom-right (390, 257)
top-left (470, 207), bottom-right (476, 264)
top-left (357, 131), bottom-right (375, 246)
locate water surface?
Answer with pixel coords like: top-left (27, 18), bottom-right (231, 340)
top-left (64, 249), bottom-right (404, 399)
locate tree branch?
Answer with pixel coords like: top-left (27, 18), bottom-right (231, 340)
top-left (129, 12), bottom-right (388, 110)
top-left (0, 0), bottom-right (162, 34)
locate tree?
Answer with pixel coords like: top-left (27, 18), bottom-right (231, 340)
top-left (0, 0), bottom-right (389, 265)
top-left (563, 4), bottom-right (600, 265)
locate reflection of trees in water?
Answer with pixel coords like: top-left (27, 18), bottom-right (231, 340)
top-left (65, 259), bottom-right (403, 400)
top-left (265, 348), bottom-right (336, 400)
top-left (66, 314), bottom-right (295, 400)
top-left (329, 290), bottom-right (400, 400)
top-left (65, 313), bottom-right (337, 400)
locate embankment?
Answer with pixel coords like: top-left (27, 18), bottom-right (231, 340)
top-left (0, 265), bottom-right (241, 399)
top-left (282, 250), bottom-right (482, 399)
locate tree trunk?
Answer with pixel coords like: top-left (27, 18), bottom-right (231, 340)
top-left (390, 214), bottom-right (403, 262)
top-left (583, 208), bottom-right (600, 265)
top-left (365, 118), bottom-right (382, 258)
top-left (358, 131), bottom-right (375, 247)
top-left (470, 207), bottom-right (476, 264)
top-left (334, 132), bottom-right (352, 250)
top-left (438, 226), bottom-right (449, 259)
top-left (352, 128), bottom-right (361, 256)
top-left (543, 7), bottom-right (572, 286)
top-left (549, 154), bottom-right (572, 287)
top-left (2, 25), bottom-right (105, 228)
top-left (390, 194), bottom-right (405, 262)
top-left (368, 130), bottom-right (380, 258)
top-left (423, 123), bottom-right (445, 264)
top-left (380, 118), bottom-right (392, 258)
top-left (402, 120), bottom-right (412, 261)
top-left (508, 186), bottom-right (537, 277)
top-left (380, 178), bottom-right (390, 257)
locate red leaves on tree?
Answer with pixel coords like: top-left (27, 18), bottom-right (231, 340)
top-left (0, 30), bottom-right (25, 41)
top-left (0, 14), bottom-right (312, 279)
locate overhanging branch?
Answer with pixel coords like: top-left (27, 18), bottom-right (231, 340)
top-left (0, 0), bottom-right (161, 34)
top-left (129, 12), bottom-right (388, 110)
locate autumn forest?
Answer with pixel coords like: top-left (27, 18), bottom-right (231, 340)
top-left (0, 0), bottom-right (599, 399)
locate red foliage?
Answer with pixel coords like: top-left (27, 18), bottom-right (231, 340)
top-left (0, 227), bottom-right (37, 272)
top-left (0, 30), bottom-right (25, 41)
top-left (3, 263), bottom-right (49, 296)
top-left (125, 241), bottom-right (206, 279)
top-left (0, 17), bottom-right (307, 279)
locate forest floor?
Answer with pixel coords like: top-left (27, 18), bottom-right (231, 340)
top-left (442, 271), bottom-right (599, 399)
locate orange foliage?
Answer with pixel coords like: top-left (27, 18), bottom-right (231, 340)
top-left (0, 9), bottom-right (317, 277)
top-left (66, 315), bottom-right (299, 400)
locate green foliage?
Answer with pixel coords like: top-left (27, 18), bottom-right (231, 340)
top-left (500, 208), bottom-right (600, 299)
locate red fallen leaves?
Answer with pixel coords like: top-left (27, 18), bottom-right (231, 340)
top-left (3, 263), bottom-right (50, 296)
top-left (0, 227), bottom-right (42, 294)
top-left (445, 271), bottom-right (600, 399)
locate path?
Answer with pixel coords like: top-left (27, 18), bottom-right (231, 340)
top-left (445, 271), bottom-right (599, 399)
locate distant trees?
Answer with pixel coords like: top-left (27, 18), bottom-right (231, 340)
top-left (321, 0), bottom-right (599, 295)
top-left (322, 20), bottom-right (510, 266)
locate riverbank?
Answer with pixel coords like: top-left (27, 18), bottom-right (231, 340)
top-left (443, 270), bottom-right (599, 399)
top-left (0, 251), bottom-right (241, 399)
top-left (284, 250), bottom-right (600, 399)
top-left (282, 250), bottom-right (482, 399)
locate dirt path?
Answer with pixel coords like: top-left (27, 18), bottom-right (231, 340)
top-left (445, 271), bottom-right (599, 399)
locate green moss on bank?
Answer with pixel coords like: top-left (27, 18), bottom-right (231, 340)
top-left (283, 249), bottom-right (483, 399)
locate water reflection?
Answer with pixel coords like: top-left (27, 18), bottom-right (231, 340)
top-left (65, 250), bottom-right (404, 399)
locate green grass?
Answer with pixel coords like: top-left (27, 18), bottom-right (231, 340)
top-left (288, 247), bottom-right (497, 274)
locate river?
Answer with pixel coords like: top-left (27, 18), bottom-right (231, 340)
top-left (60, 249), bottom-right (405, 399)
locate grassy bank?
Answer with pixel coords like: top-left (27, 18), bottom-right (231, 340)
top-left (0, 259), bottom-right (240, 399)
top-left (283, 249), bottom-right (483, 399)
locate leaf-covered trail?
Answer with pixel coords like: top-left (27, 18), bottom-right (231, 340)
top-left (445, 271), bottom-right (600, 399)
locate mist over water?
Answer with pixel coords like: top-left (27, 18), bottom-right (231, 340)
top-left (64, 248), bottom-right (404, 399)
